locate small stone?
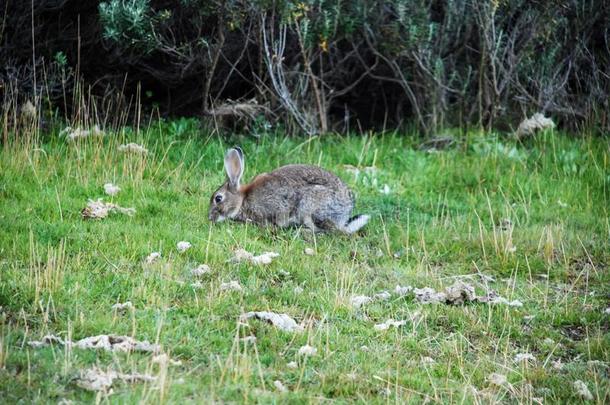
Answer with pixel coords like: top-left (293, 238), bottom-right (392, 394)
top-left (304, 247), bottom-right (315, 256)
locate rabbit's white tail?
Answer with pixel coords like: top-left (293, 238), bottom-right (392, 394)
top-left (343, 214), bottom-right (370, 234)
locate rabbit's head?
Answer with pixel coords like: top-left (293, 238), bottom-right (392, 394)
top-left (208, 147), bottom-right (244, 222)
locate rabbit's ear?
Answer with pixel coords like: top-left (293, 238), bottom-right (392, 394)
top-left (224, 147), bottom-right (244, 191)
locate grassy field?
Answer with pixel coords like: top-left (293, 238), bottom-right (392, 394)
top-left (0, 122), bottom-right (608, 403)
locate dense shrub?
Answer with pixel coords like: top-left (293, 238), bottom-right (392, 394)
top-left (1, 0), bottom-right (609, 134)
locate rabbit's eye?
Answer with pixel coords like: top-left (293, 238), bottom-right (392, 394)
top-left (214, 194), bottom-right (223, 204)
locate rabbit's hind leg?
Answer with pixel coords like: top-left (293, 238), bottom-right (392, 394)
top-left (301, 215), bottom-right (321, 233)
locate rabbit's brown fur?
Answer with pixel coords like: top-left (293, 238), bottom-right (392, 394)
top-left (208, 147), bottom-right (369, 234)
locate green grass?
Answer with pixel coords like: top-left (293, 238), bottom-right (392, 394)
top-left (0, 122), bottom-right (609, 403)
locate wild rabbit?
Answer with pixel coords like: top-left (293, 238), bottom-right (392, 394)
top-left (208, 147), bottom-right (369, 234)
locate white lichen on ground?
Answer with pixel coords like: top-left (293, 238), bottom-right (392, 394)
top-left (514, 353), bottom-right (536, 363)
top-left (191, 264), bottom-right (211, 277)
top-left (350, 295), bottom-right (373, 308)
top-left (76, 367), bottom-right (155, 391)
top-left (118, 143), bottom-right (148, 154)
top-left (81, 199), bottom-right (135, 219)
top-left (297, 345), bottom-right (317, 357)
top-left (240, 336), bottom-right (257, 344)
top-left (394, 285), bottom-right (412, 296)
top-left (487, 373), bottom-right (507, 386)
top-left (373, 319), bottom-right (406, 331)
top-left (111, 301), bottom-right (133, 312)
top-left (62, 125), bottom-right (104, 142)
top-left (177, 241), bottom-right (191, 253)
top-left (516, 112), bottom-right (555, 138)
top-left (29, 334), bottom-right (160, 353)
top-left (145, 252), bottom-right (161, 264)
top-left (220, 280), bottom-right (242, 292)
top-left (152, 353), bottom-right (182, 366)
top-left (103, 183), bottom-right (120, 196)
top-left (573, 380), bottom-right (593, 400)
top-left (274, 380), bottom-right (289, 393)
top-left (233, 248), bottom-right (280, 265)
top-left (242, 311), bottom-right (303, 332)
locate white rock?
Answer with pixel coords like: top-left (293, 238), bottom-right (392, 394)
top-left (304, 247), bottom-right (315, 256)
top-left (287, 361), bottom-right (298, 369)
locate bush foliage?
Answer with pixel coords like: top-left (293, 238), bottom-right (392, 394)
top-left (1, 0), bottom-right (609, 134)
